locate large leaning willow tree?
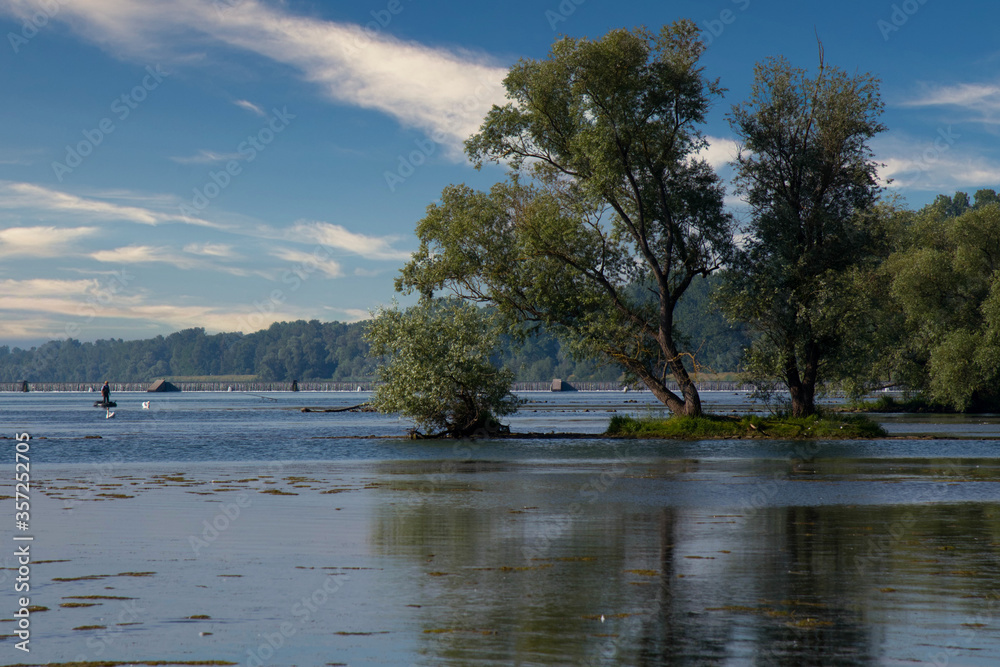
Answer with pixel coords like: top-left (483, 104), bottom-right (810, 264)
top-left (721, 51), bottom-right (887, 416)
top-left (397, 22), bottom-right (734, 416)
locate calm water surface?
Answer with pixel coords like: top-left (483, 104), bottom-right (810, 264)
top-left (4, 391), bottom-right (1000, 665)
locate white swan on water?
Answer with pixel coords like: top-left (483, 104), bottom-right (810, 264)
top-left (142, 401), bottom-right (150, 409)
top-left (106, 408), bottom-right (115, 419)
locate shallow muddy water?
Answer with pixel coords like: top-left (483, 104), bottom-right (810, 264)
top-left (4, 392), bottom-right (1000, 665)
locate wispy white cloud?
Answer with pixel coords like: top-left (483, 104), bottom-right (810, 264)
top-left (271, 247), bottom-right (343, 278)
top-left (233, 98), bottom-right (265, 116)
top-left (0, 294), bottom-right (313, 340)
top-left (90, 244), bottom-right (256, 277)
top-left (875, 133), bottom-right (1000, 191)
top-left (880, 154), bottom-right (1000, 190)
top-left (0, 225), bottom-right (98, 257)
top-left (325, 307), bottom-right (371, 322)
top-left (183, 242), bottom-right (236, 258)
top-left (90, 245), bottom-right (186, 266)
top-left (170, 149), bottom-right (246, 164)
top-left (0, 278), bottom-right (100, 297)
top-left (0, 181), bottom-right (222, 228)
top-left (904, 83), bottom-right (1000, 110)
top-left (901, 81), bottom-right (1000, 127)
top-left (290, 220), bottom-right (411, 261)
top-left (125, 303), bottom-right (304, 334)
top-left (0, 0), bottom-right (508, 154)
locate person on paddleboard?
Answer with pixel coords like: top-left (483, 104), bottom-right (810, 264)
top-left (101, 380), bottom-right (110, 404)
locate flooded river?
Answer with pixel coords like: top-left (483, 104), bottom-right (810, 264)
top-left (4, 391), bottom-right (1000, 665)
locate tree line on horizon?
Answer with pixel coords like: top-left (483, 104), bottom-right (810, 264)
top-left (0, 283), bottom-right (747, 384)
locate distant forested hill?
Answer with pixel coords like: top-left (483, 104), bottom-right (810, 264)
top-left (0, 320), bottom-right (371, 383)
top-left (0, 276), bottom-right (748, 382)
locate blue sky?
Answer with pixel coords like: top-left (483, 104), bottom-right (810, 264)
top-left (1, 0), bottom-right (998, 346)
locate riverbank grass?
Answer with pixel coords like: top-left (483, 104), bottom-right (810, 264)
top-left (845, 395), bottom-right (949, 413)
top-left (606, 413), bottom-right (887, 439)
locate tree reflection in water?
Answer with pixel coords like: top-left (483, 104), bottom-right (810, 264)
top-left (369, 460), bottom-right (1000, 665)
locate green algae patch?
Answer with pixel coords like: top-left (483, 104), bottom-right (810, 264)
top-left (606, 413), bottom-right (887, 439)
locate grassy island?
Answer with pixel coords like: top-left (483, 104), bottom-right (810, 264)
top-left (606, 413), bottom-right (888, 440)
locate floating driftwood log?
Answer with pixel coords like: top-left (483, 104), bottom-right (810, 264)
top-left (300, 403), bottom-right (374, 413)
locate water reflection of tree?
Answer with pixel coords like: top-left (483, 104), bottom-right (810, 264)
top-left (368, 472), bottom-right (1000, 665)
top-left (625, 507), bottom-right (875, 665)
top-left (371, 490), bottom-right (647, 665)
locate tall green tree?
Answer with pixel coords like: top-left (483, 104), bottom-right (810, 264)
top-left (399, 22), bottom-right (734, 416)
top-left (721, 51), bottom-right (887, 416)
top-left (366, 300), bottom-right (518, 437)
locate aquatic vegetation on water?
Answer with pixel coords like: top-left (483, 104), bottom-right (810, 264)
top-left (606, 413), bottom-right (888, 439)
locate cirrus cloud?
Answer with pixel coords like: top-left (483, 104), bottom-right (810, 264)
top-left (0, 0), bottom-right (508, 155)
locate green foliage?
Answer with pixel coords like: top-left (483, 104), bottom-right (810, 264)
top-left (366, 300), bottom-right (518, 437)
top-left (606, 413), bottom-right (886, 439)
top-left (720, 52), bottom-right (888, 416)
top-left (885, 199), bottom-right (1000, 411)
top-left (401, 23), bottom-right (735, 416)
top-left (674, 273), bottom-right (752, 373)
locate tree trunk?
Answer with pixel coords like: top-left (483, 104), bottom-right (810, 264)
top-left (785, 347), bottom-right (817, 417)
top-left (674, 363), bottom-right (703, 416)
top-left (789, 382), bottom-right (815, 417)
top-left (627, 358), bottom-right (702, 417)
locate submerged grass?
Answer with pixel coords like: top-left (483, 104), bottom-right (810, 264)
top-left (606, 413), bottom-right (887, 439)
top-left (846, 395), bottom-right (951, 413)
